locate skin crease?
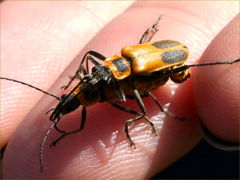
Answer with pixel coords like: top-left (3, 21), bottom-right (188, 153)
top-left (1, 1), bottom-right (239, 179)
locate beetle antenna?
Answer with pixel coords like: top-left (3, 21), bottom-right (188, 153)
top-left (187, 58), bottom-right (240, 68)
top-left (0, 77), bottom-right (61, 101)
top-left (164, 58), bottom-right (240, 75)
top-left (39, 120), bottom-right (58, 172)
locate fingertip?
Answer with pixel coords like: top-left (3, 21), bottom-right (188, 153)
top-left (193, 14), bottom-right (240, 144)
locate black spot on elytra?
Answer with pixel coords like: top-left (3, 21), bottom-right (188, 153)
top-left (153, 40), bottom-right (181, 49)
top-left (162, 49), bottom-right (187, 64)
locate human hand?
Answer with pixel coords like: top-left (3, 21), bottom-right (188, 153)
top-left (1, 1), bottom-right (239, 179)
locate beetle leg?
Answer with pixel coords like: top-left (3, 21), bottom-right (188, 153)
top-left (45, 108), bottom-right (67, 133)
top-left (122, 89), bottom-right (156, 148)
top-left (139, 16), bottom-right (161, 44)
top-left (112, 80), bottom-right (126, 103)
top-left (110, 102), bottom-right (157, 135)
top-left (49, 107), bottom-right (87, 147)
top-left (109, 102), bottom-right (140, 116)
top-left (147, 92), bottom-right (185, 121)
top-left (80, 50), bottom-right (106, 64)
top-left (53, 118), bottom-right (66, 134)
top-left (61, 64), bottom-right (88, 90)
top-left (61, 51), bottom-right (107, 90)
top-left (54, 125), bottom-right (65, 134)
top-left (80, 50), bottom-right (107, 73)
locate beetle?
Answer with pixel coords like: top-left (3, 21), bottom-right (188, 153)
top-left (0, 16), bottom-right (239, 172)
top-left (45, 17), bottom-right (192, 149)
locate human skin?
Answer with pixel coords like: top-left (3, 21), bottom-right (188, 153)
top-left (1, 1), bottom-right (239, 179)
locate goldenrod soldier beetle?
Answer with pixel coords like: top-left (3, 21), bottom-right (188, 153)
top-left (0, 16), bottom-right (239, 172)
